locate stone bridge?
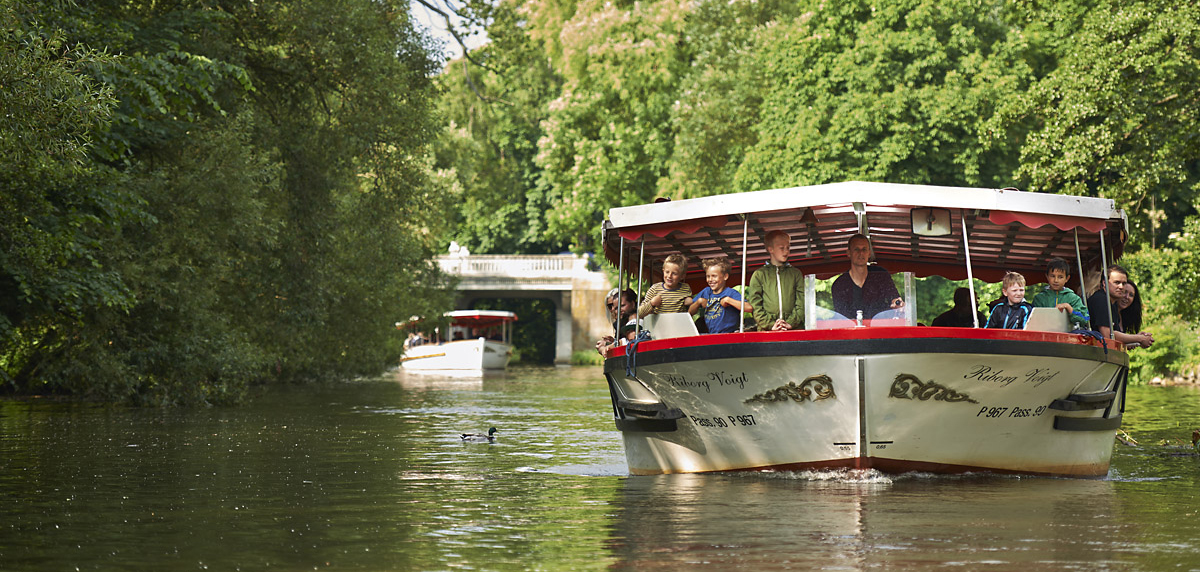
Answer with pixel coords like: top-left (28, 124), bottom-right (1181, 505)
top-left (438, 247), bottom-right (612, 364)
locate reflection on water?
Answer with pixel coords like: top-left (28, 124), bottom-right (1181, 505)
top-left (1, 369), bottom-right (1199, 571)
top-left (609, 471), bottom-right (1127, 571)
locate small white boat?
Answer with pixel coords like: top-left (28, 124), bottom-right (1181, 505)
top-left (400, 310), bottom-right (517, 372)
top-left (601, 181), bottom-right (1129, 477)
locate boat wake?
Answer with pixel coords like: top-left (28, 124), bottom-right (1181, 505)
top-left (736, 468), bottom-right (1028, 484)
top-left (748, 468), bottom-right (897, 484)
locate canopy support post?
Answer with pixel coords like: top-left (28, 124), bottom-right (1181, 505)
top-left (1073, 229), bottom-right (1086, 300)
top-left (740, 215), bottom-right (748, 333)
top-left (1100, 229), bottom-right (1112, 338)
top-left (636, 238), bottom-right (645, 338)
top-left (616, 237), bottom-right (625, 339)
top-left (960, 209), bottom-right (980, 328)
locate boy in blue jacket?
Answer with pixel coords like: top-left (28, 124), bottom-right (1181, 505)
top-left (987, 272), bottom-right (1034, 329)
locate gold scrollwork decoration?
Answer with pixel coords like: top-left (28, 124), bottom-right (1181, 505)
top-left (888, 373), bottom-right (978, 404)
top-left (744, 374), bottom-right (836, 405)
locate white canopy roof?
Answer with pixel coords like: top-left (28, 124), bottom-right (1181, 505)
top-left (602, 181), bottom-right (1127, 285)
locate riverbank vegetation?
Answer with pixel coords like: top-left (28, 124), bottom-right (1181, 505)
top-left (3, 0), bottom-right (1198, 403)
top-left (1, 0), bottom-right (453, 404)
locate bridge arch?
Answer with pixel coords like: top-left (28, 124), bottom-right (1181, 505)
top-left (438, 249), bottom-right (612, 364)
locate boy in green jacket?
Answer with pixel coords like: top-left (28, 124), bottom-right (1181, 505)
top-left (748, 230), bottom-right (805, 331)
top-left (1029, 257), bottom-right (1089, 329)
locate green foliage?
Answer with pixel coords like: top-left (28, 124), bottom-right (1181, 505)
top-left (531, 0), bottom-right (690, 250)
top-left (995, 0), bottom-right (1200, 246)
top-left (432, 1), bottom-right (565, 255)
top-left (2, 0), bottom-right (454, 403)
top-left (224, 0), bottom-right (452, 382)
top-left (0, 8), bottom-right (136, 357)
top-left (1123, 217), bottom-right (1200, 325)
top-left (1126, 313), bottom-right (1200, 384)
top-left (663, 0), bottom-right (804, 198)
top-left (1120, 219), bottom-right (1200, 381)
top-left (736, 0), bottom-right (1033, 190)
top-left (570, 351), bottom-right (603, 366)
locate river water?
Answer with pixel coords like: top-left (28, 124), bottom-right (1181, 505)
top-left (2, 365), bottom-right (1199, 571)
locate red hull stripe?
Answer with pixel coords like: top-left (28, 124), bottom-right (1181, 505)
top-left (609, 326), bottom-right (1123, 364)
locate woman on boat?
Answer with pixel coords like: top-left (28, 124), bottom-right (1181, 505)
top-left (1119, 279), bottom-right (1145, 337)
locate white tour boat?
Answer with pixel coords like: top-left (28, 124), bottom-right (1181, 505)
top-left (601, 182), bottom-right (1129, 477)
top-left (400, 310), bottom-right (517, 372)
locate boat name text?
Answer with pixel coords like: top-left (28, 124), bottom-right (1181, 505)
top-left (963, 365), bottom-right (1060, 387)
top-left (664, 373), bottom-right (710, 393)
top-left (709, 371), bottom-right (748, 391)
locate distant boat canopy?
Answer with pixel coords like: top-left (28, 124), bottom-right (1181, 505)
top-left (444, 310), bottom-right (519, 328)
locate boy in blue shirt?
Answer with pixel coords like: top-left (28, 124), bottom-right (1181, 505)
top-left (688, 256), bottom-right (753, 334)
top-left (986, 272), bottom-right (1034, 329)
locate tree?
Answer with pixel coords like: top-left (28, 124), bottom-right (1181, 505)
top-left (432, 0), bottom-right (566, 254)
top-left (224, 0), bottom-right (453, 381)
top-left (531, 0), bottom-right (690, 251)
top-left (662, 0), bottom-right (804, 198)
top-left (994, 0), bottom-right (1200, 246)
top-left (735, 0), bottom-right (1035, 191)
top-left (0, 3), bottom-right (137, 390)
top-left (2, 0), bottom-right (454, 403)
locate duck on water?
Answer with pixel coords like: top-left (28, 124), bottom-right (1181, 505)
top-left (461, 427), bottom-right (498, 443)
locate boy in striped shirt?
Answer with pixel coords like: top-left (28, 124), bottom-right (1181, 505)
top-left (638, 253), bottom-right (694, 317)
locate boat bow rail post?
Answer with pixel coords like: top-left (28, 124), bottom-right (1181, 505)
top-left (961, 209), bottom-right (980, 328)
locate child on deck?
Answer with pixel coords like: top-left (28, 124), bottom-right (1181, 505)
top-left (1029, 257), bottom-right (1089, 329)
top-left (748, 230), bottom-right (805, 331)
top-left (637, 253), bottom-right (694, 318)
top-left (986, 272), bottom-right (1034, 329)
top-left (688, 256), bottom-right (753, 334)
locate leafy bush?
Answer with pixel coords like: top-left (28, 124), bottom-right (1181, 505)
top-left (1121, 218), bottom-right (1200, 382)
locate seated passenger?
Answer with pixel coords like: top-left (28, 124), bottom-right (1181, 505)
top-left (637, 253), bottom-right (694, 318)
top-left (931, 287), bottom-right (984, 328)
top-left (1087, 265), bottom-right (1153, 348)
top-left (597, 319), bottom-right (644, 359)
top-left (986, 272), bottom-right (1034, 329)
top-left (688, 256), bottom-right (753, 334)
top-left (831, 233), bottom-right (903, 320)
top-left (1029, 257), bottom-right (1089, 329)
top-left (1119, 279), bottom-right (1144, 334)
top-left (595, 288), bottom-right (638, 356)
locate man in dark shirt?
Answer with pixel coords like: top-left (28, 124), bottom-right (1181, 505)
top-left (831, 233), bottom-right (903, 320)
top-left (1086, 265), bottom-right (1153, 348)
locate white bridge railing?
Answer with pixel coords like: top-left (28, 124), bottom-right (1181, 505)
top-left (437, 254), bottom-right (582, 279)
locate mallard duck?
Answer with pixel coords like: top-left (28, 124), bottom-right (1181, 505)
top-left (461, 427), bottom-right (498, 442)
